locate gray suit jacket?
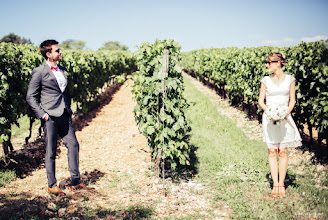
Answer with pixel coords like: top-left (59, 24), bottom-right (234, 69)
top-left (26, 62), bottom-right (73, 118)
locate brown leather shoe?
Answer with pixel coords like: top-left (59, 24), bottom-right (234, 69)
top-left (48, 186), bottom-right (66, 196)
top-left (70, 183), bottom-right (95, 190)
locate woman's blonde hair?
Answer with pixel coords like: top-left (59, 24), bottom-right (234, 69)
top-left (267, 53), bottom-right (286, 67)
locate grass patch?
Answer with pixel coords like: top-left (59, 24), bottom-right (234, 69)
top-left (0, 170), bottom-right (16, 187)
top-left (11, 115), bottom-right (40, 138)
top-left (183, 75), bottom-right (328, 219)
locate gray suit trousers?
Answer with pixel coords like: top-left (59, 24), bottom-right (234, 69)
top-left (43, 111), bottom-right (81, 188)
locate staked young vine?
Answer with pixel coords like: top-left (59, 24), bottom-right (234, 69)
top-left (132, 40), bottom-right (192, 173)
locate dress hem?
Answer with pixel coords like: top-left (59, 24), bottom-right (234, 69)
top-left (264, 140), bottom-right (302, 149)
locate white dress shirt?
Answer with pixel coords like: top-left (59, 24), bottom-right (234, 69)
top-left (46, 62), bottom-right (67, 93)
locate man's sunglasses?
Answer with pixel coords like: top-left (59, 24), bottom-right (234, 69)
top-left (53, 48), bottom-right (61, 53)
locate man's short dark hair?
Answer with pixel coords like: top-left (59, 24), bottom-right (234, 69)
top-left (39, 40), bottom-right (58, 59)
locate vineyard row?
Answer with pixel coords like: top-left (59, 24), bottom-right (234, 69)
top-left (181, 41), bottom-right (328, 145)
top-left (0, 42), bottom-right (137, 147)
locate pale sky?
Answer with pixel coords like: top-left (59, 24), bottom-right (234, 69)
top-left (1, 0), bottom-right (327, 51)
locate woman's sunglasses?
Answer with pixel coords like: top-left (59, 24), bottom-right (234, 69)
top-left (265, 61), bottom-right (279, 65)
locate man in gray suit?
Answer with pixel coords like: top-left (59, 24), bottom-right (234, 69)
top-left (27, 39), bottom-right (93, 195)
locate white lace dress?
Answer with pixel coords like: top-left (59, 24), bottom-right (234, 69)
top-left (261, 75), bottom-right (302, 149)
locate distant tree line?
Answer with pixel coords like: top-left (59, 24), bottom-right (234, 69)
top-left (61, 39), bottom-right (86, 50)
top-left (0, 33), bottom-right (129, 51)
top-left (98, 41), bottom-right (128, 51)
top-left (0, 33), bottom-right (32, 44)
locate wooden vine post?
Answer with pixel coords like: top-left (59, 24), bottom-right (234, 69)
top-left (155, 49), bottom-right (169, 179)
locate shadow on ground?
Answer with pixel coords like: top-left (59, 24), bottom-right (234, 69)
top-left (298, 133), bottom-right (328, 166)
top-left (0, 168), bottom-right (155, 219)
top-left (266, 171), bottom-right (299, 190)
top-left (0, 186), bottom-right (154, 219)
top-left (157, 144), bottom-right (199, 183)
top-left (58, 169), bottom-right (106, 189)
top-left (0, 137), bottom-right (50, 178)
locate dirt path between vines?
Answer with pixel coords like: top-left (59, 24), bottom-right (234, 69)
top-left (0, 80), bottom-right (230, 219)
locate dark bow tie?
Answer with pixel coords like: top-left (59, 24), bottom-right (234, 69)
top-left (51, 66), bottom-right (58, 71)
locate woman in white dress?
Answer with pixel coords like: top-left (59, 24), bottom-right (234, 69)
top-left (258, 53), bottom-right (302, 198)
